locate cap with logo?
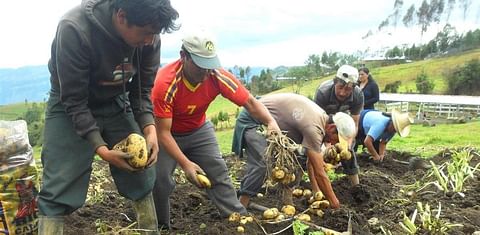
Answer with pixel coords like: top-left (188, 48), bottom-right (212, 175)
top-left (182, 31), bottom-right (221, 69)
top-left (335, 65), bottom-right (358, 84)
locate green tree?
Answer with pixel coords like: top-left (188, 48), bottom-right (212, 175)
top-left (251, 69), bottom-right (278, 95)
top-left (384, 81), bottom-right (402, 93)
top-left (28, 121), bottom-right (44, 146)
top-left (385, 46), bottom-right (403, 58)
top-left (305, 54), bottom-right (323, 78)
top-left (321, 52), bottom-right (329, 65)
top-left (415, 70), bottom-right (435, 93)
top-left (24, 102), bottom-right (43, 124)
top-left (417, 0), bottom-right (431, 36)
top-left (403, 4), bottom-right (416, 27)
top-left (211, 115), bottom-right (219, 130)
top-left (445, 0), bottom-right (456, 22)
top-left (435, 24), bottom-right (458, 51)
top-left (447, 59), bottom-right (480, 95)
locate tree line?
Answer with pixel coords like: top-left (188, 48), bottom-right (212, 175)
top-left (385, 26), bottom-right (480, 59)
top-left (376, 0), bottom-right (478, 37)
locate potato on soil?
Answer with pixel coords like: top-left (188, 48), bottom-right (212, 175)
top-left (296, 214), bottom-right (311, 222)
top-left (310, 200), bottom-right (330, 209)
top-left (302, 189), bottom-right (312, 198)
top-left (313, 191), bottom-right (324, 201)
top-left (292, 188), bottom-right (303, 197)
top-left (263, 208), bottom-right (280, 219)
top-left (281, 205), bottom-right (296, 216)
top-left (228, 212), bottom-right (241, 222)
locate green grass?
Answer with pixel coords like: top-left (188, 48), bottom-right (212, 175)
top-left (0, 102), bottom-right (29, 120)
top-left (388, 120), bottom-right (480, 157)
top-left (215, 128), bottom-right (235, 154)
top-left (274, 48), bottom-right (480, 95)
top-left (373, 49), bottom-right (480, 94)
top-left (214, 120), bottom-right (480, 158)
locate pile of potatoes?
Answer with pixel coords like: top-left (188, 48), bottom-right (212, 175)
top-left (323, 143), bottom-right (352, 165)
top-left (292, 188), bottom-right (330, 217)
top-left (262, 206), bottom-right (311, 223)
top-left (271, 166), bottom-right (296, 185)
top-left (228, 212), bottom-right (254, 233)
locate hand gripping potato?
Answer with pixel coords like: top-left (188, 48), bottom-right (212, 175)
top-left (196, 173), bottom-right (212, 188)
top-left (324, 146), bottom-right (338, 163)
top-left (113, 133), bottom-right (148, 168)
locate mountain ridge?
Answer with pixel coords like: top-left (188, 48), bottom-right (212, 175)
top-left (0, 65), bottom-right (275, 105)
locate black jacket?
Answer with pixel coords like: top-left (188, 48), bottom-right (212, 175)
top-left (48, 0), bottom-right (160, 148)
top-left (361, 76), bottom-right (379, 110)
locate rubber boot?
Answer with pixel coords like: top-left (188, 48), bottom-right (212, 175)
top-left (37, 215), bottom-right (64, 235)
top-left (133, 192), bottom-right (159, 235)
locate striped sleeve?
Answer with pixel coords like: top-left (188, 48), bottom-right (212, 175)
top-left (213, 69), bottom-right (250, 106)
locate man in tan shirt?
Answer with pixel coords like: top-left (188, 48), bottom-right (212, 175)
top-left (232, 93), bottom-right (356, 209)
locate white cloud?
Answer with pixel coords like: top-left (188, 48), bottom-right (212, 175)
top-left (0, 0), bottom-right (479, 68)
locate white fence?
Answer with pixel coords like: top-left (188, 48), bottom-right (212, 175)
top-left (379, 93), bottom-right (480, 120)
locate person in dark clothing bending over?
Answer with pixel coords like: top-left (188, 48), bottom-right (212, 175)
top-left (38, 1), bottom-right (179, 234)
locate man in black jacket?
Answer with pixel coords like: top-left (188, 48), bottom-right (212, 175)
top-left (38, 0), bottom-right (178, 234)
top-left (314, 65), bottom-right (364, 186)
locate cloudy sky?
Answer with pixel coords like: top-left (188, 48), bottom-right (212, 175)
top-left (1, 0), bottom-right (479, 69)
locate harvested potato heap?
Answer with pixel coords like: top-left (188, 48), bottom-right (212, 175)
top-left (228, 212), bottom-right (254, 233)
top-left (113, 133), bottom-right (149, 168)
top-left (323, 142), bottom-right (351, 166)
top-left (264, 130), bottom-right (303, 188)
top-left (292, 188), bottom-right (330, 218)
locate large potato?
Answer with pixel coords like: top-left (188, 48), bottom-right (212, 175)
top-left (113, 133), bottom-right (148, 168)
top-left (263, 208), bottom-right (279, 219)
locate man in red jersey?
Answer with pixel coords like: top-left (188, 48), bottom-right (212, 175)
top-left (151, 30), bottom-right (280, 229)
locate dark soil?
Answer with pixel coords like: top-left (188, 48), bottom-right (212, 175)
top-left (64, 148), bottom-right (480, 235)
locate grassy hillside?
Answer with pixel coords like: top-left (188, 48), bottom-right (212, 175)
top-left (372, 49), bottom-right (480, 94)
top-left (2, 49), bottom-right (479, 158)
top-left (274, 48), bottom-right (480, 97)
top-left (214, 120), bottom-right (480, 157)
top-left (0, 102), bottom-right (29, 120)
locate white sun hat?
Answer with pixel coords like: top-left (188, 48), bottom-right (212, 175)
top-left (391, 109), bottom-right (414, 137)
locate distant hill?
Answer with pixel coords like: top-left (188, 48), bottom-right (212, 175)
top-left (0, 65), bottom-right (50, 105)
top-left (0, 65), bottom-right (275, 105)
top-left (3, 48), bottom-right (478, 106)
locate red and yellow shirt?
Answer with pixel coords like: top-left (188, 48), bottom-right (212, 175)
top-left (152, 60), bottom-right (249, 133)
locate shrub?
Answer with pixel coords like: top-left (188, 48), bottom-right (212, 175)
top-left (446, 59), bottom-right (480, 95)
top-left (415, 70), bottom-right (435, 94)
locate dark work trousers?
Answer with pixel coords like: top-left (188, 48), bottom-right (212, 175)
top-left (237, 127), bottom-right (268, 197)
top-left (38, 94), bottom-right (155, 216)
top-left (152, 121), bottom-right (246, 229)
